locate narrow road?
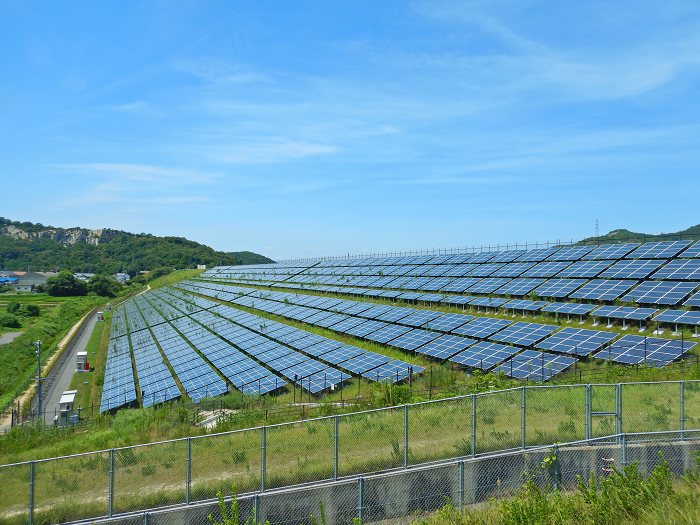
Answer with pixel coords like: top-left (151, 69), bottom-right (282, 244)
top-left (0, 331), bottom-right (24, 345)
top-left (41, 312), bottom-right (99, 424)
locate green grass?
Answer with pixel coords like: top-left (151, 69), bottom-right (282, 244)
top-left (149, 269), bottom-right (204, 289)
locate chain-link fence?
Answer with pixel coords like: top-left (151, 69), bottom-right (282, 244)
top-left (2, 379), bottom-right (700, 524)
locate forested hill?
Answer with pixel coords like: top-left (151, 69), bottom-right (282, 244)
top-left (579, 224), bottom-right (700, 245)
top-left (0, 218), bottom-right (273, 274)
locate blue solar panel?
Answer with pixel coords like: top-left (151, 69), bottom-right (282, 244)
top-left (546, 245), bottom-right (596, 261)
top-left (489, 322), bottom-right (558, 346)
top-left (582, 243), bottom-right (639, 260)
top-left (367, 360), bottom-right (423, 382)
top-left (320, 345), bottom-right (367, 365)
top-left (653, 310), bottom-right (700, 327)
top-left (534, 278), bottom-right (587, 298)
top-left (651, 259), bottom-right (700, 280)
top-left (625, 241), bottom-right (692, 259)
top-left (556, 260), bottom-right (613, 278)
top-left (536, 327), bottom-right (617, 356)
top-left (569, 279), bottom-right (637, 301)
top-left (375, 307), bottom-right (415, 323)
top-left (469, 297), bottom-right (508, 308)
top-left (466, 277), bottom-right (512, 293)
top-left (501, 299), bottom-right (549, 312)
top-left (364, 324), bottom-right (413, 344)
top-left (440, 295), bottom-right (476, 306)
top-left (424, 313), bottom-right (475, 332)
top-left (541, 302), bottom-right (597, 316)
top-left (418, 334), bottom-right (477, 359)
top-left (621, 281), bottom-right (698, 305)
top-left (591, 305), bottom-right (658, 321)
top-left (490, 262), bottom-right (536, 277)
top-left (398, 309), bottom-right (443, 327)
top-left (494, 278), bottom-right (545, 296)
top-left (685, 291), bottom-right (700, 307)
top-left (599, 259), bottom-right (665, 279)
top-left (449, 341), bottom-right (518, 369)
top-left (330, 316), bottom-right (368, 333)
top-left (385, 328), bottom-right (439, 351)
top-left (494, 350), bottom-right (576, 381)
top-left (341, 352), bottom-right (392, 374)
top-left (521, 261), bottom-right (573, 278)
top-left (681, 241), bottom-right (700, 258)
top-left (453, 317), bottom-right (511, 338)
top-left (517, 248), bottom-right (560, 262)
top-left (593, 335), bottom-right (695, 366)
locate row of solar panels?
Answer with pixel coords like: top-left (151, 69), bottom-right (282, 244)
top-left (154, 287), bottom-right (422, 386)
top-left (197, 274), bottom-right (700, 327)
top-left (204, 270), bottom-right (700, 307)
top-left (179, 281), bottom-right (697, 380)
top-left (213, 241), bottom-right (700, 276)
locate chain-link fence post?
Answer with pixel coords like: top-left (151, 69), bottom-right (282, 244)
top-left (108, 448), bottom-right (115, 517)
top-left (357, 476), bottom-right (365, 522)
top-left (585, 384), bottom-right (592, 440)
top-left (457, 460), bottom-right (464, 509)
top-left (521, 386), bottom-right (526, 449)
top-left (185, 437), bottom-right (192, 504)
top-left (615, 384), bottom-right (623, 439)
top-left (471, 394), bottom-right (477, 456)
top-left (333, 415), bottom-right (339, 480)
top-left (621, 433), bottom-right (627, 466)
top-left (254, 493), bottom-right (260, 520)
top-left (680, 381), bottom-right (685, 439)
top-left (403, 404), bottom-right (409, 468)
top-left (143, 511), bottom-right (149, 525)
top-left (28, 461), bottom-right (34, 525)
top-left (260, 426), bottom-right (266, 492)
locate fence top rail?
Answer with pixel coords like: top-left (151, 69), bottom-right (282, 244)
top-left (3, 378), bottom-right (699, 468)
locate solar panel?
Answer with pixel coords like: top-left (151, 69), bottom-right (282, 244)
top-left (494, 351), bottom-right (576, 381)
top-left (489, 322), bottom-right (558, 346)
top-left (583, 243), bottom-right (639, 260)
top-left (490, 262), bottom-right (536, 278)
top-left (501, 299), bottom-right (549, 312)
top-left (342, 319), bottom-right (389, 338)
top-left (341, 352), bottom-right (392, 375)
top-left (440, 295), bottom-right (476, 306)
top-left (416, 293), bottom-right (446, 303)
top-left (625, 240), bottom-right (692, 259)
top-left (536, 327), bottom-right (617, 356)
top-left (441, 278), bottom-right (482, 292)
top-left (685, 291), bottom-right (700, 307)
top-left (651, 259), bottom-right (700, 280)
top-left (466, 278), bottom-right (512, 294)
top-left (418, 334), bottom-right (477, 359)
top-left (652, 310), bottom-right (700, 327)
top-left (494, 278), bottom-right (545, 296)
top-left (449, 341), bottom-right (518, 369)
top-left (516, 248), bottom-right (560, 262)
top-left (533, 279), bottom-right (587, 298)
top-left (546, 245), bottom-right (596, 261)
top-left (469, 297), bottom-right (508, 308)
top-left (469, 263), bottom-right (506, 278)
top-left (591, 305), bottom-right (658, 321)
top-left (452, 317), bottom-right (512, 338)
top-left (680, 241), bottom-right (700, 258)
top-left (521, 261), bottom-right (573, 278)
top-left (398, 309), bottom-right (443, 327)
top-left (375, 307), bottom-right (415, 323)
top-left (569, 279), bottom-right (637, 301)
top-left (541, 302), bottom-right (597, 315)
top-left (366, 360), bottom-right (423, 382)
top-left (556, 260), bottom-right (614, 278)
top-left (364, 324), bottom-right (413, 344)
top-left (620, 281), bottom-right (698, 305)
top-left (594, 335), bottom-right (695, 366)
top-left (387, 328), bottom-right (441, 351)
top-left (424, 313), bottom-right (475, 332)
top-left (599, 259), bottom-right (665, 279)
top-left (489, 250), bottom-right (527, 263)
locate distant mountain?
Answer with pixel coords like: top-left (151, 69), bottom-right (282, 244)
top-left (0, 218), bottom-right (273, 274)
top-left (578, 224), bottom-right (700, 245)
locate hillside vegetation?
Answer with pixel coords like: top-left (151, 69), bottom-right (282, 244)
top-left (0, 217), bottom-right (273, 274)
top-left (579, 224), bottom-right (700, 244)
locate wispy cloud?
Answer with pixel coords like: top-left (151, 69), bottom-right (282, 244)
top-left (204, 139), bottom-right (339, 164)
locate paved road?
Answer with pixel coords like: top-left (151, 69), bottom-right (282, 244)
top-left (42, 312), bottom-right (99, 424)
top-left (0, 331), bottom-right (24, 345)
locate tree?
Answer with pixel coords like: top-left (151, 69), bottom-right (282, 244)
top-left (6, 301), bottom-right (20, 314)
top-left (87, 275), bottom-right (122, 297)
top-left (21, 304), bottom-right (41, 317)
top-left (46, 271), bottom-right (87, 297)
top-left (0, 313), bottom-right (21, 328)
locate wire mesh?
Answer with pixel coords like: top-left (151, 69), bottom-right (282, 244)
top-left (590, 384), bottom-right (617, 438)
top-left (407, 397), bottom-right (472, 465)
top-left (33, 451), bottom-right (110, 524)
top-left (621, 382), bottom-right (682, 433)
top-left (474, 389), bottom-right (521, 453)
top-left (113, 440), bottom-right (187, 515)
top-left (257, 481), bottom-right (357, 525)
top-left (189, 428), bottom-right (262, 502)
top-left (265, 417), bottom-right (335, 490)
top-left (683, 380), bottom-right (700, 430)
top-left (525, 385), bottom-right (585, 446)
top-left (337, 406), bottom-right (405, 477)
top-left (0, 462), bottom-right (29, 525)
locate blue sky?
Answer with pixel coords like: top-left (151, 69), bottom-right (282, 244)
top-left (2, 1), bottom-right (699, 261)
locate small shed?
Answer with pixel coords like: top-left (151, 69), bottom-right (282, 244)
top-left (76, 351), bottom-right (88, 371)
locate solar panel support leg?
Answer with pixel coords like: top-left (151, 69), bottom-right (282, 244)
top-left (680, 381), bottom-right (685, 440)
top-left (471, 394), bottom-right (477, 457)
top-left (521, 386), bottom-right (526, 449)
top-left (403, 404), bottom-right (409, 468)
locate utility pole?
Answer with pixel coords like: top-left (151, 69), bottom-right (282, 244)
top-left (35, 340), bottom-right (42, 423)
